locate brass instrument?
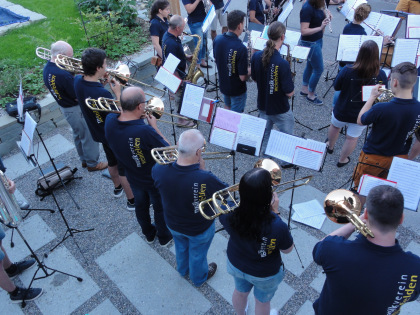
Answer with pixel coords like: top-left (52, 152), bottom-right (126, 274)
top-left (324, 189), bottom-right (374, 238)
top-left (199, 159), bottom-right (312, 220)
top-left (246, 30), bottom-right (253, 82)
top-left (85, 97), bottom-right (195, 126)
top-left (375, 88), bottom-right (394, 104)
top-left (0, 171), bottom-right (22, 228)
top-left (36, 47), bottom-right (51, 60)
top-left (184, 32), bottom-right (204, 84)
top-left (266, 1), bottom-right (276, 25)
top-left (151, 144), bottom-right (232, 165)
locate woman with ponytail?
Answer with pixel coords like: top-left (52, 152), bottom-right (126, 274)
top-left (149, 0), bottom-right (170, 58)
top-left (251, 21), bottom-right (295, 162)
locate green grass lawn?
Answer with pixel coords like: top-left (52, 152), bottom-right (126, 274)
top-left (0, 0), bottom-right (86, 67)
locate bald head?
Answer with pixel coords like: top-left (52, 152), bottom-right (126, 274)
top-left (120, 87), bottom-right (146, 112)
top-left (169, 14), bottom-right (185, 30)
top-left (178, 129), bottom-right (205, 158)
top-left (51, 41), bottom-right (73, 61)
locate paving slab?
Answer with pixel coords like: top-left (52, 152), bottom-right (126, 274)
top-left (310, 271), bottom-right (325, 294)
top-left (400, 300), bottom-right (420, 314)
top-left (19, 246), bottom-right (100, 315)
top-left (401, 208), bottom-right (420, 234)
top-left (0, 289), bottom-right (25, 315)
top-left (406, 241), bottom-right (420, 257)
top-left (97, 232), bottom-right (211, 315)
top-left (4, 214), bottom-right (56, 262)
top-left (89, 299), bottom-right (121, 315)
top-left (3, 134), bottom-right (74, 179)
top-left (296, 300), bottom-right (315, 315)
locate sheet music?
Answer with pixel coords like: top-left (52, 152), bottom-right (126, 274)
top-left (251, 30), bottom-right (262, 48)
top-left (235, 114), bottom-right (266, 156)
top-left (222, 0), bottom-right (232, 15)
top-left (391, 39), bottom-right (419, 67)
top-left (293, 146), bottom-right (323, 171)
top-left (341, 0), bottom-right (367, 21)
top-left (363, 12), bottom-right (381, 35)
top-left (278, 0), bottom-right (293, 23)
top-left (377, 14), bottom-right (400, 37)
top-left (210, 128), bottom-right (236, 150)
top-left (292, 46), bottom-right (310, 60)
top-left (407, 15), bottom-right (420, 39)
top-left (280, 30), bottom-right (301, 56)
top-left (261, 25), bottom-right (269, 40)
top-left (337, 35), bottom-right (361, 61)
top-left (180, 83), bottom-right (205, 120)
top-left (202, 5), bottom-right (216, 33)
top-left (212, 107), bottom-right (241, 132)
top-left (162, 53), bottom-right (180, 74)
top-left (154, 67), bottom-right (182, 93)
top-left (265, 130), bottom-right (306, 163)
top-left (198, 97), bottom-right (216, 123)
top-left (357, 174), bottom-right (397, 197)
top-left (293, 200), bottom-right (325, 218)
top-left (20, 112), bottom-right (36, 156)
top-left (387, 157), bottom-right (420, 211)
top-left (253, 37), bottom-right (268, 51)
top-left (292, 212), bottom-right (325, 229)
top-left (362, 85), bottom-right (386, 101)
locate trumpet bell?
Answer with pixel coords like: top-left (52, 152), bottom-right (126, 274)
top-left (324, 189), bottom-right (361, 224)
top-left (254, 158), bottom-right (282, 185)
top-left (146, 97), bottom-right (165, 119)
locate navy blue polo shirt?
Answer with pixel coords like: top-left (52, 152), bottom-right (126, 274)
top-left (213, 32), bottom-right (248, 96)
top-left (149, 16), bottom-right (169, 48)
top-left (162, 31), bottom-right (187, 78)
top-left (313, 234), bottom-right (420, 315)
top-left (343, 22), bottom-right (366, 35)
top-left (182, 0), bottom-right (206, 24)
top-left (300, 2), bottom-right (325, 42)
top-left (251, 50), bottom-right (294, 115)
top-left (361, 97), bottom-right (420, 156)
top-left (333, 66), bottom-right (387, 123)
top-left (104, 114), bottom-right (168, 189)
top-left (152, 162), bottom-right (227, 236)
top-left (220, 212), bottom-right (293, 277)
top-left (249, 0), bottom-right (265, 24)
top-left (212, 0), bottom-right (224, 10)
top-left (74, 75), bottom-right (111, 143)
top-left (43, 61), bottom-right (78, 108)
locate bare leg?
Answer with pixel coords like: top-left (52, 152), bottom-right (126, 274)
top-left (339, 135), bottom-right (358, 164)
top-left (301, 85), bottom-right (309, 94)
top-left (0, 242), bottom-right (16, 292)
top-left (308, 91), bottom-right (316, 99)
top-left (255, 298), bottom-right (271, 315)
top-left (120, 175), bottom-right (134, 199)
top-left (232, 289), bottom-right (250, 315)
top-left (327, 124), bottom-right (341, 150)
top-left (108, 165), bottom-right (121, 188)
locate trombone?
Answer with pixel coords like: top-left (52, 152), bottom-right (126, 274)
top-left (199, 159), bottom-right (313, 220)
top-left (151, 144), bottom-right (232, 166)
top-left (85, 97), bottom-right (196, 127)
top-left (324, 189), bottom-right (374, 238)
top-left (36, 47), bottom-right (52, 60)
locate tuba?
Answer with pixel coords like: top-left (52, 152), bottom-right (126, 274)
top-left (0, 171), bottom-right (22, 228)
top-left (324, 189), bottom-right (374, 238)
top-left (183, 32), bottom-right (204, 84)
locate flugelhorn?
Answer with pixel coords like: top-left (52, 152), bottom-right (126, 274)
top-left (0, 171), bottom-right (22, 228)
top-left (199, 159), bottom-right (312, 220)
top-left (324, 189), bottom-right (374, 238)
top-left (151, 142), bottom-right (232, 165)
top-left (375, 88), bottom-right (394, 104)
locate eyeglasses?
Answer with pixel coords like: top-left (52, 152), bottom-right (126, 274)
top-left (197, 140), bottom-right (207, 153)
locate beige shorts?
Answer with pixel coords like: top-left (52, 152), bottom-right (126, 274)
top-left (211, 8), bottom-right (228, 31)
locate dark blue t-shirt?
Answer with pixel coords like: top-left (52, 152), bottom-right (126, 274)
top-left (249, 0), bottom-right (265, 24)
top-left (43, 61), bottom-right (78, 108)
top-left (149, 16), bottom-right (169, 49)
top-left (343, 22), bottom-right (366, 35)
top-left (104, 114), bottom-right (168, 189)
top-left (220, 212), bottom-right (293, 277)
top-left (162, 31), bottom-right (187, 78)
top-left (313, 234), bottom-right (420, 315)
top-left (212, 0), bottom-right (224, 10)
top-left (333, 66), bottom-right (388, 123)
top-left (251, 50), bottom-right (294, 115)
top-left (74, 75), bottom-right (112, 143)
top-left (300, 2), bottom-right (325, 42)
top-left (361, 98), bottom-right (420, 156)
top-left (182, 0), bottom-right (206, 24)
top-left (152, 162), bottom-right (227, 236)
top-left (213, 32), bottom-right (248, 96)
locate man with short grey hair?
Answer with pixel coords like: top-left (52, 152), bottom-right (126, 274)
top-left (152, 129), bottom-right (227, 286)
top-left (43, 41), bottom-right (107, 171)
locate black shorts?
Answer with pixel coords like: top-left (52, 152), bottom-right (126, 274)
top-left (102, 143), bottom-right (125, 176)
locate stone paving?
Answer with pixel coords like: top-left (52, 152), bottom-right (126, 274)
top-left (0, 0), bottom-right (419, 314)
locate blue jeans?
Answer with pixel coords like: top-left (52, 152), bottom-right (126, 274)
top-left (188, 21), bottom-right (207, 62)
top-left (223, 92), bottom-right (247, 113)
top-left (227, 259), bottom-right (285, 303)
top-left (168, 222), bottom-right (215, 286)
top-left (131, 185), bottom-right (171, 241)
top-left (300, 38), bottom-right (324, 93)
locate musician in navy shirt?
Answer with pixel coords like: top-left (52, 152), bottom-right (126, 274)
top-left (220, 168), bottom-right (294, 315)
top-left (43, 41), bottom-right (105, 172)
top-left (152, 129), bottom-right (227, 287)
top-left (353, 62), bottom-right (420, 189)
top-left (74, 48), bottom-right (134, 209)
top-left (251, 22), bottom-right (294, 154)
top-left (105, 86), bottom-right (172, 245)
top-left (149, 0), bottom-right (170, 58)
top-left (313, 185), bottom-right (420, 315)
top-left (213, 10), bottom-right (249, 113)
top-left (249, 0), bottom-right (265, 25)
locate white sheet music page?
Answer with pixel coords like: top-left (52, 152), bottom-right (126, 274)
top-left (407, 15), bottom-right (420, 39)
top-left (251, 30), bottom-right (262, 48)
top-left (154, 67), bottom-right (182, 93)
top-left (202, 5), bottom-right (216, 33)
top-left (265, 130), bottom-right (306, 163)
top-left (292, 139), bottom-right (325, 171)
top-left (342, 0), bottom-right (367, 21)
top-left (209, 108), bottom-right (241, 150)
top-left (391, 39), bottom-right (419, 67)
top-left (361, 35), bottom-right (383, 59)
top-left (363, 12), bottom-right (381, 35)
top-left (278, 0), bottom-right (293, 23)
top-left (292, 46), bottom-right (310, 60)
top-left (180, 83), bottom-right (205, 120)
top-left (357, 174), bottom-right (397, 197)
top-left (293, 200), bottom-right (325, 218)
top-left (387, 157), bottom-right (420, 211)
top-left (337, 35), bottom-right (361, 61)
top-left (376, 14), bottom-right (400, 37)
top-left (20, 112), bottom-right (37, 156)
top-left (280, 30), bottom-right (301, 56)
top-left (253, 37), bottom-right (268, 51)
top-left (162, 53), bottom-right (180, 74)
top-left (235, 114), bottom-right (266, 156)
top-left (292, 212), bottom-right (325, 229)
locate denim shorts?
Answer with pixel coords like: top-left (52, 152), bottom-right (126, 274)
top-left (0, 225), bottom-right (5, 261)
top-left (227, 259), bottom-right (285, 303)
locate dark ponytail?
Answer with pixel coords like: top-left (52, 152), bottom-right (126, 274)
top-left (150, 0), bottom-right (170, 21)
top-left (262, 21), bottom-right (286, 69)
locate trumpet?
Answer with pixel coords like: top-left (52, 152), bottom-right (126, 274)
top-left (199, 159), bottom-right (312, 220)
top-left (85, 97), bottom-right (196, 127)
top-left (324, 189), bottom-right (374, 238)
top-left (151, 143), bottom-right (232, 165)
